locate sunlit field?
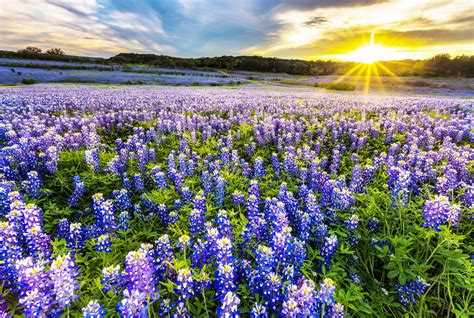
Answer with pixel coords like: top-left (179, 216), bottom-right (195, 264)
top-left (0, 84), bottom-right (472, 317)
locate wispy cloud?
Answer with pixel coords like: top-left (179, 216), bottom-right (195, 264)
top-left (0, 0), bottom-right (472, 59)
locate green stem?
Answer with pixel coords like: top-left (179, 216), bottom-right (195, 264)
top-left (202, 289), bottom-right (210, 318)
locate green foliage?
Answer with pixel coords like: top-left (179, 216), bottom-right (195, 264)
top-left (21, 78), bottom-right (36, 84)
top-left (317, 82), bottom-right (356, 91)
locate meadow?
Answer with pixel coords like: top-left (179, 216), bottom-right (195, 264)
top-left (0, 85), bottom-right (472, 317)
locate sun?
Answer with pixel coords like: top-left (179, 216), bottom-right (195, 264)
top-left (334, 32), bottom-right (405, 95)
top-left (344, 32), bottom-right (394, 64)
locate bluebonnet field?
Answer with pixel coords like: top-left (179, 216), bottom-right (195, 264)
top-left (0, 58), bottom-right (240, 86)
top-left (0, 85), bottom-right (472, 317)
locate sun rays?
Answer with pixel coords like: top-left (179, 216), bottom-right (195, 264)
top-left (335, 32), bottom-right (404, 94)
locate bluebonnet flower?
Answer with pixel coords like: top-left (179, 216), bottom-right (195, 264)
top-left (317, 278), bottom-right (336, 305)
top-left (169, 210), bottom-right (179, 224)
top-left (349, 165), bottom-right (365, 193)
top-left (189, 208), bottom-right (206, 238)
top-left (321, 234), bottom-right (339, 268)
top-left (242, 161), bottom-right (252, 178)
top-left (395, 276), bottom-right (430, 307)
top-left (366, 217), bottom-right (380, 232)
top-left (281, 298), bottom-right (300, 317)
top-left (296, 211), bottom-right (311, 242)
top-left (170, 169), bottom-right (185, 190)
top-left (25, 224), bottom-right (51, 259)
top-left (113, 189), bottom-right (132, 211)
top-left (282, 278), bottom-right (317, 316)
top-left (122, 175), bottom-right (133, 192)
top-left (0, 295), bottom-right (8, 317)
top-left (101, 265), bottom-right (123, 294)
top-left (460, 184), bottom-right (473, 209)
top-left (344, 214), bottom-right (360, 231)
top-left (158, 298), bottom-right (171, 316)
top-left (246, 194), bottom-right (260, 221)
top-left (67, 223), bottom-right (84, 253)
top-left (15, 257), bottom-right (53, 316)
top-left (221, 147), bottom-right (230, 167)
top-left (216, 210), bottom-right (233, 239)
top-left (215, 237), bottom-right (235, 264)
top-left (215, 176), bottom-right (226, 207)
top-left (46, 145), bottom-right (60, 174)
top-left (133, 203), bottom-right (146, 221)
top-left (118, 211), bottom-right (131, 231)
top-left (201, 170), bottom-right (213, 195)
top-left (283, 152), bottom-right (298, 175)
top-left (262, 272), bottom-right (283, 310)
top-left (177, 153), bottom-right (189, 176)
top-left (133, 174), bottom-right (145, 193)
top-left (0, 221), bottom-right (22, 285)
top-left (436, 168), bottom-right (459, 194)
top-left (421, 195), bottom-right (461, 231)
top-left (254, 157), bottom-right (266, 178)
top-left (306, 193), bottom-right (324, 227)
top-left (173, 199), bottom-right (183, 211)
top-left (191, 239), bottom-right (210, 269)
top-left (95, 234), bottom-right (112, 253)
top-left (232, 190), bottom-right (245, 206)
top-left (136, 148), bottom-right (147, 173)
top-left (82, 300), bottom-right (107, 318)
top-left (116, 289), bottom-right (148, 317)
top-left (174, 301), bottom-right (189, 317)
top-left (388, 166), bottom-right (411, 207)
top-left (123, 244), bottom-right (157, 297)
top-left (194, 193), bottom-right (207, 213)
top-left (152, 168), bottom-right (168, 189)
top-left (50, 253), bottom-right (80, 308)
top-left (154, 234), bottom-right (173, 280)
top-left (328, 303), bottom-right (345, 318)
top-left (91, 194), bottom-right (116, 234)
top-left (350, 273), bottom-right (362, 284)
top-left (248, 180), bottom-right (261, 201)
top-left (157, 203), bottom-right (171, 226)
top-left (174, 184), bottom-right (190, 201)
top-left (175, 268), bottom-right (195, 301)
top-left (299, 167), bottom-right (308, 183)
top-left (271, 153), bottom-right (281, 176)
top-left (320, 180), bottom-right (355, 210)
top-left (67, 176), bottom-right (85, 207)
top-left (217, 291), bottom-right (240, 318)
top-left (329, 149), bottom-right (341, 175)
top-left (84, 148), bottom-right (100, 172)
top-left (250, 302), bottom-right (268, 318)
top-left (178, 234), bottom-right (191, 253)
top-left (215, 263), bottom-right (237, 302)
top-left (24, 171), bottom-right (41, 199)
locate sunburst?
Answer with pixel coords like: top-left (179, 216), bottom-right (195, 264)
top-left (337, 32), bottom-right (403, 94)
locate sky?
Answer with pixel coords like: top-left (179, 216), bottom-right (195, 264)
top-left (0, 0), bottom-right (472, 61)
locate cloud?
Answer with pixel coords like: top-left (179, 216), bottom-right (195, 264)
top-left (245, 0), bottom-right (473, 59)
top-left (277, 0), bottom-right (389, 10)
top-left (303, 17), bottom-right (328, 27)
top-left (0, 0), bottom-right (472, 59)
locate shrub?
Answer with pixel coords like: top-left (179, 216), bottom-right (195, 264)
top-left (21, 78), bottom-right (36, 84)
top-left (318, 82), bottom-right (356, 91)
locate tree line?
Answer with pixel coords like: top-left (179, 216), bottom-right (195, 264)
top-left (1, 47), bottom-right (473, 77)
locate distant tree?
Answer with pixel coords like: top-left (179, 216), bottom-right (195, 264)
top-left (17, 46), bottom-right (42, 55)
top-left (422, 54), bottom-right (452, 76)
top-left (46, 48), bottom-right (65, 56)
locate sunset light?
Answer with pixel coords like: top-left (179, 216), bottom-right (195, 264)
top-left (343, 32), bottom-right (396, 64)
